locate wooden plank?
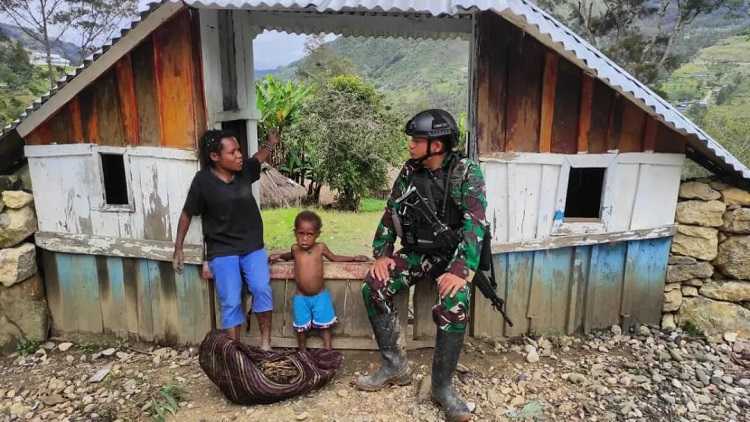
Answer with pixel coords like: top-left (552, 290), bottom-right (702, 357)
top-left (505, 30), bottom-right (544, 152)
top-left (535, 164), bottom-right (561, 239)
top-left (475, 11), bottom-right (511, 154)
top-left (482, 162), bottom-right (509, 243)
top-left (527, 248), bottom-right (573, 335)
top-left (619, 101), bottom-right (646, 152)
top-left (94, 71), bottom-right (126, 146)
top-left (504, 251), bottom-right (534, 336)
top-left (606, 94), bottom-right (625, 151)
top-left (175, 264), bottom-right (211, 344)
top-left (198, 9), bottom-right (223, 129)
top-left (26, 121), bottom-right (54, 145)
top-left (623, 237), bottom-right (671, 329)
top-left (654, 122), bottom-right (686, 153)
top-left (585, 242), bottom-right (627, 332)
top-left (345, 279), bottom-right (374, 339)
top-left (608, 163), bottom-right (640, 231)
top-left (551, 59), bottom-right (582, 154)
top-left (35, 231), bottom-right (203, 264)
top-left (413, 278), bottom-right (438, 340)
top-left (122, 257), bottom-right (140, 338)
top-left (131, 40), bottom-right (161, 147)
top-left (630, 164), bottom-right (683, 230)
top-left (507, 164), bottom-right (542, 242)
top-left (154, 10), bottom-right (200, 149)
top-left (42, 251), bottom-right (62, 335)
top-left (218, 10), bottom-right (238, 111)
top-left (577, 75), bottom-right (594, 152)
top-left (97, 256), bottom-right (127, 336)
top-left (539, 51), bottom-right (558, 153)
top-left (114, 54), bottom-right (140, 145)
top-left (72, 254), bottom-right (103, 333)
top-left (151, 261), bottom-right (180, 345)
top-left (136, 259), bottom-right (154, 341)
top-left (569, 246), bottom-right (591, 334)
top-left (189, 8), bottom-right (207, 138)
top-left (137, 157), bottom-right (173, 241)
top-left (78, 88), bottom-right (99, 142)
top-left (48, 108), bottom-right (72, 143)
top-left (68, 98), bottom-right (84, 142)
top-left (54, 254), bottom-right (78, 334)
top-left (642, 117), bottom-right (658, 152)
top-left (471, 253), bottom-right (507, 338)
top-left (588, 80), bottom-right (614, 153)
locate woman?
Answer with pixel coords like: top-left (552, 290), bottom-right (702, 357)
top-left (173, 129), bottom-right (279, 350)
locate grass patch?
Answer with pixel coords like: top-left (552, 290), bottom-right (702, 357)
top-left (15, 338), bottom-right (40, 356)
top-left (262, 199), bottom-right (386, 255)
top-left (149, 383), bottom-right (186, 422)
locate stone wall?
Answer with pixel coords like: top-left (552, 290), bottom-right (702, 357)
top-left (664, 179), bottom-right (750, 339)
top-left (0, 167), bottom-right (46, 353)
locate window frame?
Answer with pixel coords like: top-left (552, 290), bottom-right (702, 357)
top-left (551, 154), bottom-right (617, 236)
top-left (93, 146), bottom-right (135, 213)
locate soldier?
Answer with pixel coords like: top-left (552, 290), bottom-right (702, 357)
top-left (354, 109), bottom-right (487, 422)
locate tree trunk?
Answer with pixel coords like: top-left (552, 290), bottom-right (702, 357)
top-left (41, 13), bottom-right (55, 89)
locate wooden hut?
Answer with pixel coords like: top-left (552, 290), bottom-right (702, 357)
top-left (1, 0), bottom-right (748, 347)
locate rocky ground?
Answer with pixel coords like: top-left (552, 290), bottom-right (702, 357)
top-left (1, 326), bottom-right (749, 422)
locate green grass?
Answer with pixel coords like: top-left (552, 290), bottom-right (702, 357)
top-left (262, 198), bottom-right (386, 256)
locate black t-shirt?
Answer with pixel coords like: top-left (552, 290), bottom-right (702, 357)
top-left (183, 158), bottom-right (263, 259)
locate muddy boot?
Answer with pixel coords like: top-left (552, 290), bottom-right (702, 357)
top-left (354, 313), bottom-right (411, 391)
top-left (431, 330), bottom-right (471, 422)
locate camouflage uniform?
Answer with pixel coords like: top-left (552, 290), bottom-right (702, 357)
top-left (362, 153), bottom-right (487, 333)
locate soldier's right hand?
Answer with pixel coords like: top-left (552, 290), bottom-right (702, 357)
top-left (371, 256), bottom-right (396, 282)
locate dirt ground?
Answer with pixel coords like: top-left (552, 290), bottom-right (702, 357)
top-left (1, 327), bottom-right (749, 422)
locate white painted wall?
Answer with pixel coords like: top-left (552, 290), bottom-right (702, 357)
top-left (25, 144), bottom-right (203, 246)
top-left (481, 152), bottom-right (684, 245)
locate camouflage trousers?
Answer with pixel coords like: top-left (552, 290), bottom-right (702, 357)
top-left (361, 251), bottom-right (470, 333)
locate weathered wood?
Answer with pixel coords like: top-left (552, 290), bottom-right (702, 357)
top-left (623, 238), bottom-right (671, 329)
top-left (642, 117), bottom-right (658, 152)
top-left (16, 3), bottom-right (186, 138)
top-left (97, 256), bottom-right (128, 336)
top-left (48, 109), bottom-right (72, 144)
top-left (41, 251), bottom-right (62, 335)
top-left (504, 251), bottom-right (534, 336)
top-left (26, 121), bottom-right (53, 145)
top-left (588, 80), bottom-right (614, 153)
top-left (94, 72), bottom-right (126, 146)
top-left (527, 248), bottom-right (572, 335)
top-left (131, 40), bottom-right (161, 147)
top-left (629, 163), bottom-right (684, 230)
top-left (606, 94), bottom-right (625, 151)
top-left (68, 98), bottom-right (84, 142)
top-left (619, 101), bottom-right (646, 152)
top-left (270, 261), bottom-right (370, 280)
top-left (472, 253), bottom-right (506, 338)
top-left (505, 30), bottom-right (544, 152)
top-left (413, 279), bottom-right (438, 340)
top-left (198, 9), bottom-right (222, 128)
top-left (218, 10), bottom-right (238, 111)
top-left (539, 51), bottom-right (558, 153)
top-left (115, 54), bottom-right (140, 145)
top-left (535, 164), bottom-right (561, 239)
top-left (577, 75), bottom-right (594, 152)
top-left (136, 156), bottom-right (173, 241)
top-left (475, 11), bottom-right (511, 154)
top-left (551, 59), bottom-right (582, 154)
top-left (122, 257), bottom-right (140, 337)
top-left (153, 9), bottom-right (200, 149)
top-left (654, 122), bottom-right (686, 153)
top-left (35, 231), bottom-right (203, 264)
top-left (175, 264), bottom-right (212, 343)
top-left (79, 88), bottom-right (99, 142)
top-left (136, 260), bottom-right (154, 341)
top-left (568, 246), bottom-right (590, 334)
top-left (608, 163), bottom-right (640, 231)
top-left (585, 242), bottom-right (626, 331)
top-left (507, 163), bottom-right (542, 241)
top-left (491, 225), bottom-right (676, 254)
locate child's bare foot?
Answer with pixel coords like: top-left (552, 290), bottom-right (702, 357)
top-left (260, 341), bottom-right (272, 351)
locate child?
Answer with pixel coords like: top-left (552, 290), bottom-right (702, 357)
top-left (269, 210), bottom-right (369, 350)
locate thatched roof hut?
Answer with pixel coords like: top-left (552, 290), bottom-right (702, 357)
top-left (259, 163), bottom-right (306, 208)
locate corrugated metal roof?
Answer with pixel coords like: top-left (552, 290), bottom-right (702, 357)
top-left (3, 0), bottom-right (748, 181)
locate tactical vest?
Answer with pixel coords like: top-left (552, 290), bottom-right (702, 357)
top-left (395, 157), bottom-right (463, 257)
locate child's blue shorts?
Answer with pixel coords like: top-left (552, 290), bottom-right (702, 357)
top-left (292, 289), bottom-right (337, 332)
top-left (209, 249), bottom-right (272, 330)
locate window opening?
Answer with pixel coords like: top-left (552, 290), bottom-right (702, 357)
top-left (564, 167), bottom-right (605, 220)
top-left (100, 153), bottom-right (129, 205)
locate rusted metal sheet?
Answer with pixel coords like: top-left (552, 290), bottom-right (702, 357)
top-left (473, 236), bottom-right (672, 338)
top-left (43, 251), bottom-right (212, 345)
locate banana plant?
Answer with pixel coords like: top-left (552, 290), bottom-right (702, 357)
top-left (256, 75), bottom-right (311, 134)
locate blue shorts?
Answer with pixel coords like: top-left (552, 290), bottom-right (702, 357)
top-left (209, 249), bottom-right (272, 329)
top-left (292, 289), bottom-right (337, 332)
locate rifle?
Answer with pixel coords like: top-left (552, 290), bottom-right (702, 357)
top-left (397, 183), bottom-right (514, 327)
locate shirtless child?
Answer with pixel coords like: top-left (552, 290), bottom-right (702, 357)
top-left (269, 211), bottom-right (368, 350)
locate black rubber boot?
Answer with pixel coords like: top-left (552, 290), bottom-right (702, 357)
top-left (354, 313), bottom-right (411, 391)
top-left (431, 330), bottom-right (471, 422)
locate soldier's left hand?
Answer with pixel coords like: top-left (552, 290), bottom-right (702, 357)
top-left (437, 273), bottom-right (467, 298)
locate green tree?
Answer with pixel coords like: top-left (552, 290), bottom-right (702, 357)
top-left (285, 75), bottom-right (404, 210)
top-left (64, 0), bottom-right (138, 60)
top-left (537, 0), bottom-right (746, 85)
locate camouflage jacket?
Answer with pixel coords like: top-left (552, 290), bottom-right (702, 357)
top-left (372, 153), bottom-right (488, 281)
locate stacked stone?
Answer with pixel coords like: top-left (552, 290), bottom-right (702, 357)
top-left (0, 178), bottom-right (46, 353)
top-left (664, 179), bottom-right (750, 338)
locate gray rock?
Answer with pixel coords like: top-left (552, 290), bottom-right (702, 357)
top-left (89, 364), bottom-right (113, 383)
top-left (682, 286), bottom-right (699, 297)
top-left (700, 281), bottom-right (750, 303)
top-left (58, 342), bottom-right (73, 352)
top-left (101, 348), bottom-right (116, 357)
top-left (0, 242), bottom-right (37, 287)
top-left (663, 290), bottom-right (683, 312)
top-left (715, 236), bottom-right (750, 279)
top-left (670, 255), bottom-right (698, 265)
top-left (722, 208), bottom-right (750, 234)
top-left (662, 313), bottom-right (677, 330)
top-left (680, 182), bottom-right (721, 201)
top-left (0, 205), bottom-right (37, 248)
top-left (721, 188), bottom-right (750, 206)
top-left (0, 273), bottom-right (48, 353)
top-left (567, 373), bottom-right (586, 384)
top-left (667, 262), bottom-right (714, 283)
top-left (679, 296), bottom-right (750, 337)
top-left (526, 349), bottom-right (539, 363)
top-left (676, 200), bottom-right (725, 227)
top-left (672, 225), bottom-right (719, 261)
top-left (661, 393), bottom-right (677, 405)
top-left (1, 191), bottom-right (33, 209)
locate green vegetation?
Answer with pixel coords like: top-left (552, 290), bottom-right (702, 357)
top-left (149, 383), bottom-right (187, 422)
top-left (660, 34), bottom-right (750, 166)
top-left (14, 337), bottom-right (40, 355)
top-left (262, 199), bottom-right (386, 255)
top-left (0, 35), bottom-right (52, 128)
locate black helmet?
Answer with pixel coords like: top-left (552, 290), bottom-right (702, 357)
top-left (405, 109), bottom-right (458, 150)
